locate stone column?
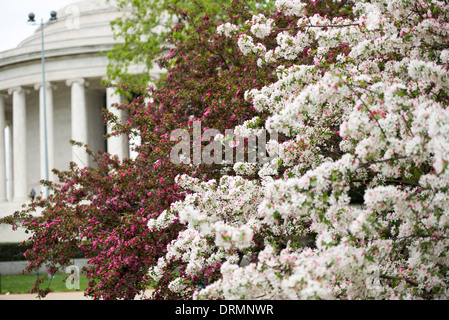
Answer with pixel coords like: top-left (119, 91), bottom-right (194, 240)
top-left (0, 94), bottom-right (7, 202)
top-left (35, 82), bottom-right (55, 187)
top-left (9, 87), bottom-right (28, 202)
top-left (106, 86), bottom-right (129, 160)
top-left (67, 78), bottom-right (89, 168)
top-left (7, 122), bottom-right (13, 201)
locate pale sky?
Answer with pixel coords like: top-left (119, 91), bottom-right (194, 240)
top-left (0, 0), bottom-right (78, 52)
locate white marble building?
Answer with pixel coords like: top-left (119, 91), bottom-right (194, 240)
top-left (0, 0), bottom-right (161, 242)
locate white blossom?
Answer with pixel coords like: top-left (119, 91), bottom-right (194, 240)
top-left (217, 22), bottom-right (240, 37)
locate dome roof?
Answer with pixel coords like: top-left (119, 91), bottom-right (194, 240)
top-left (0, 0), bottom-right (137, 92)
top-left (16, 0), bottom-right (124, 51)
top-left (57, 0), bottom-right (119, 19)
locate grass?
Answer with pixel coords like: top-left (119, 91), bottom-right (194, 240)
top-left (0, 272), bottom-right (89, 294)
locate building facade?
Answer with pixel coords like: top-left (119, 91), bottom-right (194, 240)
top-left (0, 0), bottom-right (160, 242)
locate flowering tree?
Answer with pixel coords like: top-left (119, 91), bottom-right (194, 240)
top-left (106, 0), bottom-right (274, 90)
top-left (152, 0), bottom-right (449, 299)
top-left (3, 0), bottom-right (448, 300)
top-left (0, 1), bottom-right (282, 300)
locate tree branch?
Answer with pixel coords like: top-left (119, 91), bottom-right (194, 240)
top-left (379, 274), bottom-right (418, 287)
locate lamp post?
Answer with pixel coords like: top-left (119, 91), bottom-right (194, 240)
top-left (28, 11), bottom-right (57, 198)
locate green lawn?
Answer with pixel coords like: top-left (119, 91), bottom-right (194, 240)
top-left (0, 272), bottom-right (88, 294)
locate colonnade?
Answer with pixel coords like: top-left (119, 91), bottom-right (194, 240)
top-left (0, 78), bottom-right (129, 202)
